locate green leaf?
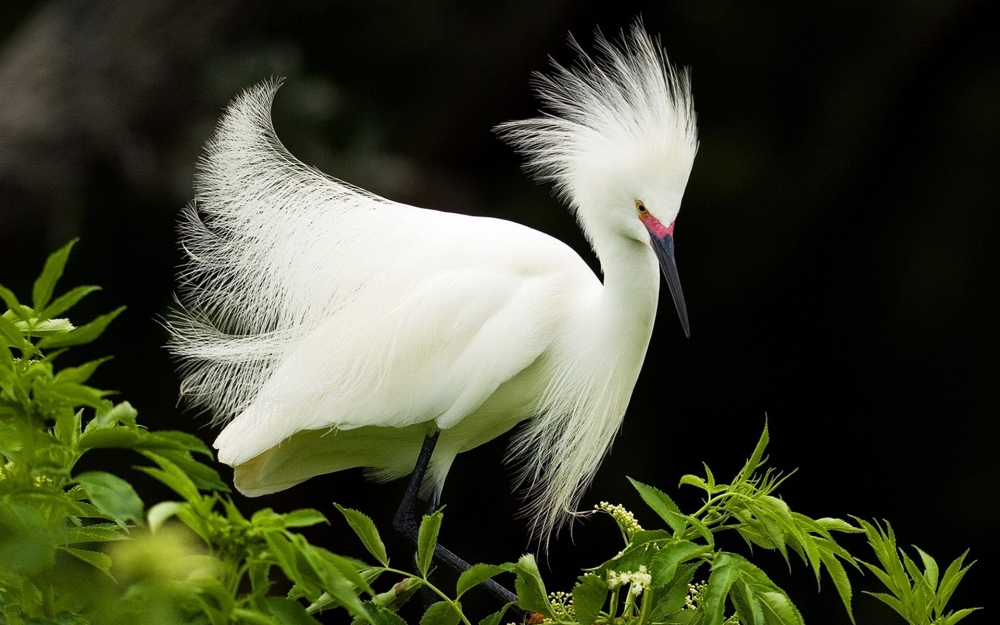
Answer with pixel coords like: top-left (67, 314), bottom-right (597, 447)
top-left (944, 607), bottom-right (982, 624)
top-left (0, 315), bottom-right (31, 353)
top-left (733, 558), bottom-right (804, 625)
top-left (75, 471), bottom-right (145, 526)
top-left (742, 421), bottom-right (770, 481)
top-left (153, 448), bottom-right (229, 492)
top-left (41, 285), bottom-right (101, 319)
top-left (54, 357), bottom-right (111, 385)
top-left (937, 551), bottom-right (974, 610)
top-left (478, 603), bottom-right (515, 625)
top-left (914, 546), bottom-right (939, 591)
top-left (295, 539), bottom-right (374, 596)
top-left (730, 579), bottom-right (764, 625)
top-left (816, 538), bottom-right (854, 622)
top-left (37, 306), bottom-right (125, 349)
top-left (45, 382), bottom-right (109, 409)
top-left (650, 563), bottom-right (698, 620)
top-left (815, 517), bottom-right (861, 533)
top-left (678, 474), bottom-right (709, 492)
top-left (0, 285), bottom-right (31, 320)
top-left (145, 430), bottom-right (213, 456)
top-left (135, 451), bottom-right (201, 502)
top-left (266, 597), bottom-right (323, 625)
top-left (282, 509), bottom-right (329, 528)
top-left (650, 540), bottom-right (710, 588)
top-left (417, 511), bottom-right (443, 577)
top-left (572, 574), bottom-right (608, 625)
top-left (148, 501), bottom-right (188, 532)
top-left (334, 504), bottom-right (388, 566)
top-left (457, 563), bottom-right (511, 598)
top-left (701, 553), bottom-right (741, 625)
top-left (420, 601), bottom-right (462, 625)
top-left (628, 477), bottom-right (687, 534)
top-left (60, 546), bottom-right (114, 578)
top-left (33, 239), bottom-right (78, 311)
top-left (363, 604), bottom-right (410, 625)
top-left (63, 523), bottom-right (129, 544)
top-left (513, 554), bottom-right (552, 617)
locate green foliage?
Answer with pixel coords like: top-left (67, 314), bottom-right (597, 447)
top-left (0, 242), bottom-right (983, 625)
top-left (855, 519), bottom-right (979, 625)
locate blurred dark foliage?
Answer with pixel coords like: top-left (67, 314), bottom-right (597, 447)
top-left (0, 1), bottom-right (997, 623)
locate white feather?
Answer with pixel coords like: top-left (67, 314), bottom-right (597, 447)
top-left (169, 22), bottom-right (697, 543)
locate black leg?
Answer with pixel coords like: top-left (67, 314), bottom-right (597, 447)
top-left (393, 431), bottom-right (520, 608)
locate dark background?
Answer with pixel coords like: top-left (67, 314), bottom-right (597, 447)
top-left (1, 1), bottom-right (997, 623)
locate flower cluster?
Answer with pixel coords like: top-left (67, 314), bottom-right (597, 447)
top-left (684, 581), bottom-right (707, 610)
top-left (606, 565), bottom-right (652, 596)
top-left (595, 501), bottom-right (643, 538)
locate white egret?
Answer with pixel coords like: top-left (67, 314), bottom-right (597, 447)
top-left (169, 22), bottom-right (698, 545)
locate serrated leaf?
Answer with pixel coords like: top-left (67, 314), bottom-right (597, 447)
top-left (266, 597), bottom-right (323, 625)
top-left (816, 538), bottom-right (854, 622)
top-left (628, 477), bottom-right (687, 534)
top-left (60, 546), bottom-right (114, 578)
top-left (63, 523), bottom-right (129, 544)
top-left (334, 504), bottom-right (388, 566)
top-left (457, 563), bottom-right (510, 598)
top-left (937, 551), bottom-right (973, 610)
top-left (513, 554), bottom-right (552, 617)
top-left (650, 563), bottom-right (698, 620)
top-left (730, 579), bottom-right (764, 625)
top-left (75, 471), bottom-right (144, 527)
top-left (572, 574), bottom-right (607, 625)
top-left (650, 540), bottom-right (710, 588)
top-left (420, 601), bottom-right (462, 625)
top-left (913, 546), bottom-right (939, 591)
top-left (45, 382), bottom-right (109, 409)
top-left (678, 474), bottom-right (709, 491)
top-left (417, 511), bottom-right (443, 577)
top-left (37, 306), bottom-right (125, 349)
top-left (702, 553), bottom-right (741, 625)
top-left (478, 603), bottom-right (514, 625)
top-left (815, 517), bottom-right (862, 533)
top-left (734, 559), bottom-right (804, 625)
top-left (863, 591), bottom-right (906, 616)
top-left (54, 357), bottom-right (111, 385)
top-left (41, 285), bottom-right (101, 319)
top-left (944, 607), bottom-right (982, 624)
top-left (33, 239), bottom-right (78, 311)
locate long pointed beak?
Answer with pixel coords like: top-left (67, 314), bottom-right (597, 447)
top-left (646, 221), bottom-right (690, 338)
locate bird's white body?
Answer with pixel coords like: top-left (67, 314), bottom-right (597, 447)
top-left (171, 24), bottom-right (697, 540)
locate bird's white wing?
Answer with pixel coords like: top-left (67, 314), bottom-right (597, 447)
top-left (169, 79), bottom-right (600, 467)
top-left (212, 242), bottom-right (590, 467)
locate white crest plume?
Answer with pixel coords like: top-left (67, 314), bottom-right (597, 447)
top-left (169, 21), bottom-right (698, 546)
top-left (495, 21), bottom-right (697, 242)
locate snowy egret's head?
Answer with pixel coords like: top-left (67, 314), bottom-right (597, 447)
top-left (496, 21), bottom-right (697, 336)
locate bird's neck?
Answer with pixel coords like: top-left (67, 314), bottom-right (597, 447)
top-left (591, 230), bottom-right (661, 362)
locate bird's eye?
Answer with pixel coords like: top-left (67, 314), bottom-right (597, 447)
top-left (635, 200), bottom-right (648, 215)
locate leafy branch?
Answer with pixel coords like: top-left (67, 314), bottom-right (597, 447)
top-left (0, 240), bottom-right (983, 625)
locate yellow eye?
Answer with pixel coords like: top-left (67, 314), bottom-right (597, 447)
top-left (635, 200), bottom-right (648, 215)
